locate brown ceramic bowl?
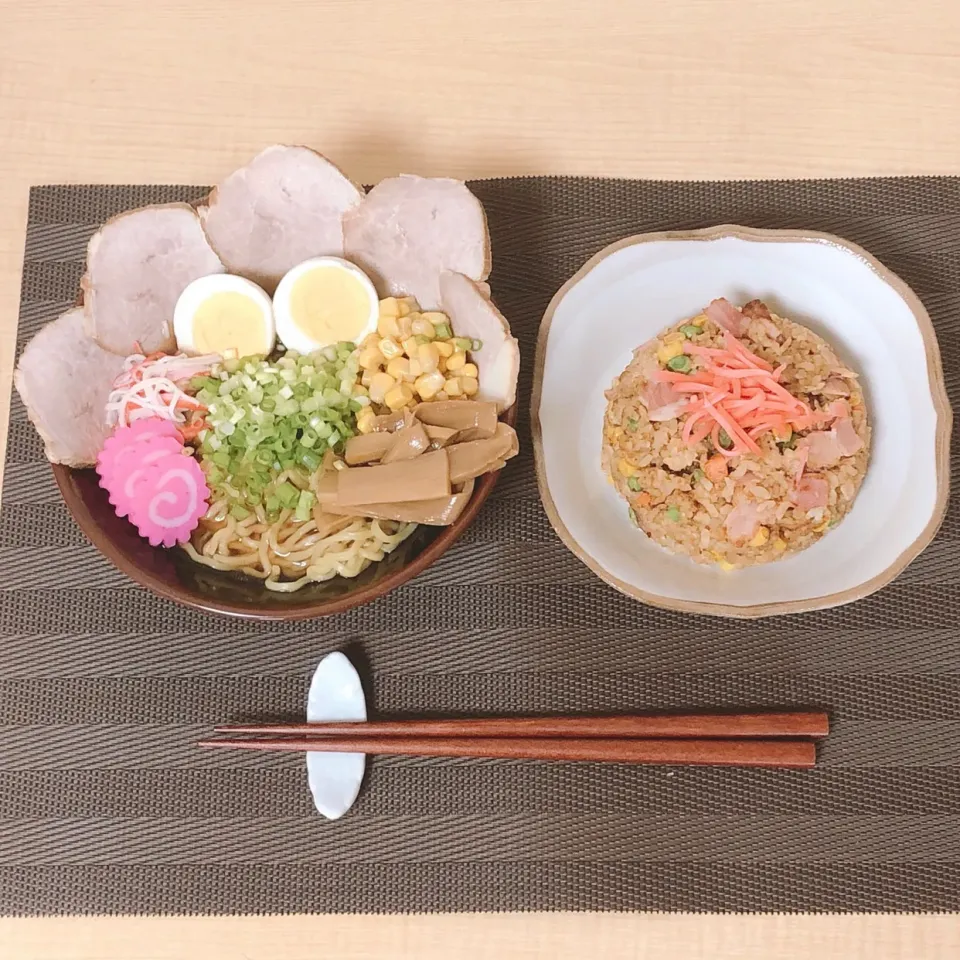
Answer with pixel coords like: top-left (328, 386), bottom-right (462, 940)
top-left (52, 404), bottom-right (515, 620)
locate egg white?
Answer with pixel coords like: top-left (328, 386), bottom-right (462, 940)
top-left (174, 274), bottom-right (275, 357)
top-left (273, 257), bottom-right (379, 354)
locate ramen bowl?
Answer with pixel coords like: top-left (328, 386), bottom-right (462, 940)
top-left (53, 404), bottom-right (514, 620)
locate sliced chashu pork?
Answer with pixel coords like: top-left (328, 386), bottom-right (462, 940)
top-left (199, 145), bottom-right (363, 291)
top-left (439, 271), bottom-right (519, 412)
top-left (82, 204), bottom-right (225, 355)
top-left (15, 308), bottom-right (126, 466)
top-left (343, 175), bottom-right (490, 309)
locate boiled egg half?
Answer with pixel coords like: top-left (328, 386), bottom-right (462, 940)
top-left (273, 257), bottom-right (379, 353)
top-left (174, 274), bottom-right (275, 357)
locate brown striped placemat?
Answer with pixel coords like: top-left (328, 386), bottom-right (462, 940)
top-left (1, 178), bottom-right (959, 915)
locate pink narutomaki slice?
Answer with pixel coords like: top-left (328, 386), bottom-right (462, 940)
top-left (794, 475), bottom-right (829, 511)
top-left (705, 297), bottom-right (747, 337)
top-left (96, 419), bottom-right (208, 547)
top-left (126, 453), bottom-right (210, 548)
top-left (97, 419), bottom-right (184, 515)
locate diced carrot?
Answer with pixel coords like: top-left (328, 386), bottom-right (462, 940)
top-left (704, 454), bottom-right (728, 482)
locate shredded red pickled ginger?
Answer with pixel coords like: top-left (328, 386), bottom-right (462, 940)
top-left (652, 333), bottom-right (824, 458)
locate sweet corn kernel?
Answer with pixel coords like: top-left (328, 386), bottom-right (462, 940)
top-left (411, 317), bottom-right (435, 337)
top-left (352, 384), bottom-right (368, 397)
top-left (401, 336), bottom-right (420, 358)
top-left (447, 351), bottom-right (467, 372)
top-left (384, 382), bottom-right (414, 411)
top-left (418, 342), bottom-right (441, 374)
top-left (460, 376), bottom-right (479, 396)
top-left (407, 358), bottom-right (423, 379)
top-left (444, 377), bottom-right (463, 397)
top-left (358, 345), bottom-right (385, 370)
top-left (814, 521), bottom-right (830, 533)
top-left (386, 357), bottom-right (411, 380)
top-left (749, 526), bottom-right (770, 548)
top-left (398, 297), bottom-right (418, 317)
top-left (398, 315), bottom-right (414, 340)
top-left (360, 368), bottom-right (375, 387)
top-left (437, 358), bottom-right (447, 374)
top-left (377, 315), bottom-right (401, 339)
top-left (435, 390), bottom-right (449, 402)
top-left (435, 340), bottom-right (455, 359)
top-left (420, 311), bottom-right (448, 325)
top-left (357, 409), bottom-right (376, 434)
top-left (657, 341), bottom-right (684, 363)
top-left (414, 371), bottom-right (446, 400)
top-left (460, 362), bottom-right (479, 380)
top-left (664, 331), bottom-right (685, 345)
top-left (369, 372), bottom-right (396, 405)
top-left (378, 338), bottom-right (402, 360)
top-left (618, 459), bottom-right (634, 477)
top-left (773, 538), bottom-right (787, 553)
top-left (691, 313), bottom-right (707, 327)
top-left (710, 551), bottom-right (736, 572)
top-left (378, 297), bottom-right (400, 318)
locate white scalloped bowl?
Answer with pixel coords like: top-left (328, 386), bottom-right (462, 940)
top-left (532, 227), bottom-right (951, 618)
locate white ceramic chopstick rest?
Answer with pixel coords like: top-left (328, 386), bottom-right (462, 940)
top-left (306, 651), bottom-right (367, 819)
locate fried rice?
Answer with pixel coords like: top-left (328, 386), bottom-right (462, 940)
top-left (601, 298), bottom-right (870, 568)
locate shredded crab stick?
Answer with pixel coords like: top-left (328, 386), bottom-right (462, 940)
top-left (105, 352), bottom-right (221, 433)
top-left (653, 332), bottom-right (825, 457)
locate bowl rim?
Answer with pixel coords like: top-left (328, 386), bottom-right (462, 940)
top-left (54, 402), bottom-right (516, 621)
top-left (531, 224), bottom-right (953, 619)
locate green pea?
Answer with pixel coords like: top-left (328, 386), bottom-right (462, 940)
top-left (666, 355), bottom-right (692, 373)
top-left (666, 505), bottom-right (681, 522)
top-left (627, 477), bottom-right (641, 492)
top-left (680, 324), bottom-right (701, 339)
top-left (718, 429), bottom-right (733, 450)
top-left (627, 417), bottom-right (639, 431)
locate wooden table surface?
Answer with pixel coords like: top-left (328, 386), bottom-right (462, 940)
top-left (2, 0), bottom-right (960, 956)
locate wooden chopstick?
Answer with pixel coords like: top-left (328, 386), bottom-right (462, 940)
top-left (213, 711), bottom-right (829, 740)
top-left (197, 735), bottom-right (816, 768)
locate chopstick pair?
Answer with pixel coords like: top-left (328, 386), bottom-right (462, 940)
top-left (199, 711), bottom-right (829, 769)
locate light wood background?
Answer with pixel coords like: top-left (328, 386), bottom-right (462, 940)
top-left (2, 0), bottom-right (960, 956)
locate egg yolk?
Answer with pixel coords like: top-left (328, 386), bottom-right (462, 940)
top-left (289, 266), bottom-right (371, 344)
top-left (192, 292), bottom-right (268, 356)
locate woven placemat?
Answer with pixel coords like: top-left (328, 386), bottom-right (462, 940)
top-left (1, 178), bottom-right (959, 916)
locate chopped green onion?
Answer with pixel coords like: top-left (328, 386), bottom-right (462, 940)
top-left (295, 490), bottom-right (316, 522)
top-left (276, 481), bottom-right (300, 509)
top-left (434, 322), bottom-right (452, 339)
top-left (472, 339), bottom-right (483, 351)
top-left (627, 477), bottom-right (642, 492)
top-left (230, 503), bottom-right (251, 521)
top-left (692, 468), bottom-right (705, 483)
top-left (628, 507), bottom-right (638, 526)
top-left (197, 345), bottom-right (361, 515)
top-left (627, 417), bottom-right (639, 431)
top-left (666, 355), bottom-right (692, 373)
top-left (453, 337), bottom-right (473, 352)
